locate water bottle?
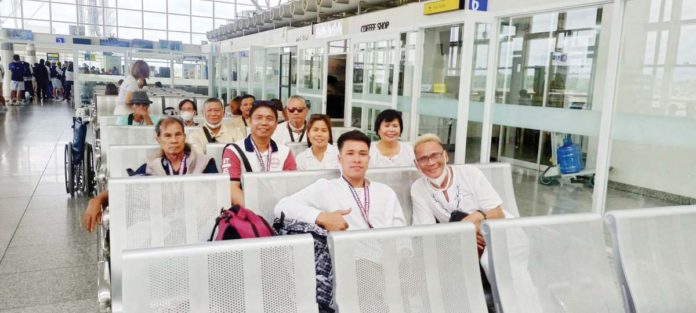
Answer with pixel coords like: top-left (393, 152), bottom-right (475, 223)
top-left (557, 135), bottom-right (584, 174)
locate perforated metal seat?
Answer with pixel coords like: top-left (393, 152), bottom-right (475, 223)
top-left (482, 213), bottom-right (624, 313)
top-left (121, 235), bottom-right (318, 313)
top-left (606, 206), bottom-right (696, 313)
top-left (287, 142), bottom-right (309, 158)
top-left (206, 143), bottom-right (227, 172)
top-left (329, 223), bottom-right (488, 313)
top-left (460, 163), bottom-right (521, 217)
top-left (365, 166), bottom-right (420, 224)
top-left (109, 174), bottom-right (231, 312)
top-left (108, 144), bottom-right (160, 178)
top-left (96, 95), bottom-right (119, 117)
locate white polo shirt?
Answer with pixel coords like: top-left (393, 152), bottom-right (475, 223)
top-left (272, 121), bottom-right (308, 145)
top-left (369, 141), bottom-right (416, 168)
top-left (296, 145), bottom-right (340, 171)
top-left (411, 165), bottom-right (504, 224)
top-left (221, 135), bottom-right (297, 181)
top-left (274, 178), bottom-right (407, 230)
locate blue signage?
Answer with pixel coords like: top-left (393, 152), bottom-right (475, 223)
top-left (131, 39), bottom-right (154, 49)
top-left (5, 29), bottom-right (33, 41)
top-left (100, 38), bottom-right (131, 47)
top-left (56, 37), bottom-right (66, 44)
top-left (468, 0), bottom-right (488, 11)
top-left (159, 40), bottom-right (183, 51)
top-left (73, 38), bottom-right (92, 45)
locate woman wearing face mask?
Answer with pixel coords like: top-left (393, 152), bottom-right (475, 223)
top-left (188, 98), bottom-right (245, 154)
top-left (369, 109), bottom-right (416, 168)
top-left (296, 114), bottom-right (339, 170)
top-left (178, 99), bottom-right (198, 127)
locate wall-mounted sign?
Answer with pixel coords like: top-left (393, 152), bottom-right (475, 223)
top-left (131, 39), bottom-right (154, 49)
top-left (100, 38), bottom-right (130, 47)
top-left (84, 53), bottom-right (97, 61)
top-left (46, 53), bottom-right (60, 62)
top-left (314, 20), bottom-right (344, 39)
top-left (55, 37), bottom-right (66, 44)
top-left (73, 38), bottom-right (92, 45)
top-left (423, 0), bottom-right (464, 15)
top-left (159, 40), bottom-right (183, 51)
top-left (468, 0), bottom-right (488, 11)
top-left (5, 29), bottom-right (33, 41)
top-left (360, 21), bottom-right (390, 33)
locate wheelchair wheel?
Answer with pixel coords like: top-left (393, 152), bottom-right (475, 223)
top-left (64, 143), bottom-right (74, 196)
top-left (83, 143), bottom-right (95, 196)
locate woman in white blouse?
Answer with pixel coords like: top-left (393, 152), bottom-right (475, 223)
top-left (369, 109), bottom-right (415, 168)
top-left (296, 114), bottom-right (339, 170)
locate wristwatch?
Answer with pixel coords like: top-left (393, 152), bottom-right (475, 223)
top-left (476, 209), bottom-right (487, 220)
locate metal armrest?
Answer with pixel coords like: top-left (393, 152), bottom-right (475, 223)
top-left (97, 260), bottom-right (111, 313)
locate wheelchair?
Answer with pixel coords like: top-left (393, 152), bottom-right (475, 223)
top-left (64, 107), bottom-right (96, 197)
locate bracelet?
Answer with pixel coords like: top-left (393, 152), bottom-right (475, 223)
top-left (477, 209), bottom-right (487, 220)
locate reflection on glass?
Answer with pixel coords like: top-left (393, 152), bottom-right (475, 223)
top-left (352, 40), bottom-right (396, 102)
top-left (265, 48), bottom-right (281, 99)
top-left (298, 47), bottom-right (324, 95)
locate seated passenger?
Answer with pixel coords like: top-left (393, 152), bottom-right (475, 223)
top-left (178, 99), bottom-right (198, 127)
top-left (221, 101), bottom-right (296, 206)
top-left (369, 109), bottom-right (415, 168)
top-left (275, 130), bottom-right (406, 231)
top-left (296, 114), bottom-right (339, 171)
top-left (239, 94), bottom-right (255, 129)
top-left (272, 95), bottom-right (308, 145)
top-left (226, 95), bottom-right (243, 117)
top-left (188, 98), bottom-right (245, 154)
top-left (116, 91), bottom-right (159, 126)
top-left (410, 133), bottom-right (505, 252)
top-left (82, 117), bottom-right (218, 232)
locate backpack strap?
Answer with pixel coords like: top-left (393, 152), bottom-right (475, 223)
top-left (202, 126), bottom-right (217, 143)
top-left (127, 113), bottom-right (134, 125)
top-left (225, 143), bottom-right (252, 173)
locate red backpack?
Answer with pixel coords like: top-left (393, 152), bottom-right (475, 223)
top-left (208, 205), bottom-right (275, 241)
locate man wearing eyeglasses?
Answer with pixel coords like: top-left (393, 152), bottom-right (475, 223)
top-left (410, 134), bottom-right (506, 252)
top-left (272, 95), bottom-right (309, 145)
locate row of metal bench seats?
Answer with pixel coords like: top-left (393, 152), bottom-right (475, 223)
top-left (109, 168), bottom-right (696, 312)
top-left (94, 94), bottom-right (209, 119)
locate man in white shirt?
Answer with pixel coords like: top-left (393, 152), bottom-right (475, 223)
top-left (222, 101), bottom-right (297, 206)
top-left (188, 98), bottom-right (245, 154)
top-left (275, 130), bottom-right (406, 231)
top-left (410, 133), bottom-right (506, 252)
top-left (272, 95), bottom-right (309, 145)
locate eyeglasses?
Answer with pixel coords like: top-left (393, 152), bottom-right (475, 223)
top-left (416, 150), bottom-right (445, 166)
top-left (287, 107), bottom-right (306, 113)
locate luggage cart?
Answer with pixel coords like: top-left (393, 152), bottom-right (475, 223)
top-left (538, 133), bottom-right (596, 187)
top-left (64, 106), bottom-right (96, 197)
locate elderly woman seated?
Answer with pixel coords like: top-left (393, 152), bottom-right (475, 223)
top-left (82, 116), bottom-right (218, 232)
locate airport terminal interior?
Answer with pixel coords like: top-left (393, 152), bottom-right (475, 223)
top-left (0, 0), bottom-right (694, 312)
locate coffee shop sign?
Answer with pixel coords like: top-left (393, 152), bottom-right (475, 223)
top-left (361, 21), bottom-right (390, 32)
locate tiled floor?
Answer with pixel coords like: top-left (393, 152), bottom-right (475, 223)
top-left (0, 102), bottom-right (97, 312)
top-left (0, 101), bottom-right (679, 312)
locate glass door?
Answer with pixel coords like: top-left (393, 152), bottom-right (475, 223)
top-left (348, 34), bottom-right (400, 137)
top-left (297, 44), bottom-right (325, 116)
top-left (279, 46), bottom-right (297, 103)
top-left (264, 47), bottom-right (281, 99)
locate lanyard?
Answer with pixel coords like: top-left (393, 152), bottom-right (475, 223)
top-left (163, 154), bottom-right (187, 175)
top-left (250, 138), bottom-right (272, 172)
top-left (342, 176), bottom-right (372, 228)
top-left (287, 122), bottom-right (305, 142)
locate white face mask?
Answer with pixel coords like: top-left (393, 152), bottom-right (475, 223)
top-left (426, 167), bottom-right (449, 187)
top-left (205, 120), bottom-right (222, 129)
top-left (180, 111), bottom-right (194, 121)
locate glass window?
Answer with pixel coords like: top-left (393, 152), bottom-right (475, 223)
top-left (24, 19), bottom-right (50, 33)
top-left (144, 0), bottom-right (167, 12)
top-left (103, 0), bottom-right (117, 8)
top-left (1, 1), bottom-right (22, 18)
top-left (79, 5), bottom-right (102, 24)
top-left (104, 25), bottom-right (117, 37)
top-left (677, 25), bottom-right (696, 65)
top-left (118, 0), bottom-right (141, 10)
top-left (144, 29), bottom-right (167, 41)
top-left (352, 40), bottom-right (396, 102)
top-left (191, 16), bottom-right (213, 33)
top-left (52, 3), bottom-right (77, 22)
top-left (23, 1), bottom-right (50, 20)
top-left (168, 31), bottom-right (191, 44)
top-left (118, 26), bottom-right (142, 39)
top-left (168, 14), bottom-right (190, 32)
top-left (144, 12), bottom-right (166, 30)
top-left (53, 0), bottom-right (76, 3)
top-left (104, 8), bottom-right (118, 26)
top-left (169, 0), bottom-right (191, 15)
top-left (52, 22), bottom-right (73, 35)
top-left (118, 9), bottom-right (142, 28)
top-left (214, 3), bottom-right (234, 19)
top-left (1, 18), bottom-right (21, 29)
top-left (191, 33), bottom-right (207, 44)
top-left (215, 18), bottom-right (228, 28)
top-left (83, 24), bottom-right (105, 37)
top-left (191, 0), bottom-right (213, 17)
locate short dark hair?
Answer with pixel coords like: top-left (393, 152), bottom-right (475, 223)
top-left (178, 99), bottom-right (197, 112)
top-left (241, 94), bottom-right (256, 102)
top-left (249, 101), bottom-right (278, 120)
top-left (105, 83), bottom-right (119, 96)
top-left (155, 116), bottom-right (185, 137)
top-left (373, 109), bottom-right (404, 138)
top-left (306, 114), bottom-right (333, 148)
top-left (269, 98), bottom-right (283, 111)
top-left (12, 55), bottom-right (19, 61)
top-left (337, 130), bottom-right (371, 151)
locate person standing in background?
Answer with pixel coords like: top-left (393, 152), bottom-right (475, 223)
top-left (33, 60), bottom-right (48, 101)
top-left (115, 60), bottom-right (149, 115)
top-left (0, 57), bottom-right (5, 111)
top-left (22, 59), bottom-right (34, 103)
top-left (8, 55), bottom-right (25, 105)
top-left (64, 62), bottom-right (74, 102)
